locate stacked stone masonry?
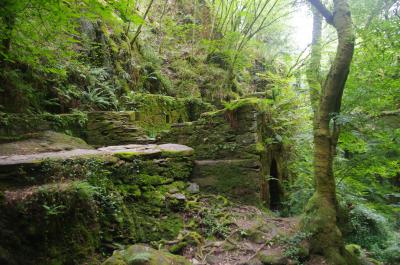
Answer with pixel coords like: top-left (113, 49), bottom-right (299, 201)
top-left (0, 144), bottom-right (194, 265)
top-left (159, 100), bottom-right (288, 207)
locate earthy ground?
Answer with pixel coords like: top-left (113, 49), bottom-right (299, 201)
top-left (185, 206), bottom-right (299, 265)
top-left (170, 195), bottom-right (327, 265)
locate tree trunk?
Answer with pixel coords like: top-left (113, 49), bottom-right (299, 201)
top-left (1, 13), bottom-right (15, 62)
top-left (306, 8), bottom-right (322, 115)
top-left (303, 1), bottom-right (356, 264)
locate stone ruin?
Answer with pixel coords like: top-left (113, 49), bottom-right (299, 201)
top-left (159, 99), bottom-right (288, 208)
top-left (0, 96), bottom-right (288, 209)
top-left (0, 96), bottom-right (289, 264)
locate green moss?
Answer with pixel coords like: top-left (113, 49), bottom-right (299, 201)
top-left (200, 109), bottom-right (224, 117)
top-left (161, 149), bottom-right (194, 157)
top-left (193, 160), bottom-right (262, 204)
top-left (114, 151), bottom-right (159, 160)
top-left (136, 174), bottom-right (173, 186)
top-left (169, 242), bottom-right (188, 254)
top-left (132, 204), bottom-right (184, 242)
top-left (117, 184), bottom-right (142, 198)
top-left (0, 181), bottom-right (101, 265)
top-left (159, 181), bottom-right (186, 193)
top-left (302, 192), bottom-right (360, 265)
top-left (224, 97), bottom-right (272, 112)
top-left (345, 244), bottom-right (362, 257)
top-left (255, 142), bottom-right (265, 154)
top-left (168, 231), bottom-right (203, 254)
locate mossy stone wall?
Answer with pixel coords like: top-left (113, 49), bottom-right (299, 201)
top-left (0, 95), bottom-right (214, 146)
top-left (0, 146), bottom-right (194, 265)
top-left (159, 98), bottom-right (288, 207)
top-left (86, 94), bottom-right (215, 146)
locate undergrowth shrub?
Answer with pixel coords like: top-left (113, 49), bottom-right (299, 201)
top-left (344, 204), bottom-right (399, 263)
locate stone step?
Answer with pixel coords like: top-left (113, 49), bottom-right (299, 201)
top-left (0, 143), bottom-right (193, 166)
top-left (0, 143), bottom-right (194, 187)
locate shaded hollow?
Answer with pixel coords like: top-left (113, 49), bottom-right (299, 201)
top-left (269, 158), bottom-right (281, 210)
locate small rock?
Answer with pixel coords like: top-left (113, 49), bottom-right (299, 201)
top-left (186, 182), bottom-right (199, 194)
top-left (205, 254), bottom-right (220, 265)
top-left (168, 193), bottom-right (187, 211)
top-left (168, 187), bottom-right (179, 194)
top-left (258, 249), bottom-right (287, 265)
top-left (239, 258), bottom-right (263, 265)
top-left (191, 258), bottom-right (201, 265)
top-left (171, 193), bottom-right (186, 200)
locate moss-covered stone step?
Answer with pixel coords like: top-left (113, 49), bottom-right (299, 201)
top-left (0, 181), bottom-right (102, 265)
top-left (0, 143), bottom-right (194, 187)
top-left (0, 143), bottom-right (193, 165)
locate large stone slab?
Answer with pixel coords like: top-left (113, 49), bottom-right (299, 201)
top-left (0, 143), bottom-right (194, 186)
top-left (0, 143), bottom-right (193, 166)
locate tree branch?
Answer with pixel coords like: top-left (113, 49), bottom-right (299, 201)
top-left (308, 0), bottom-right (334, 25)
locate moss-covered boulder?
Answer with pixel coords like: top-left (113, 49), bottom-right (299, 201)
top-left (102, 244), bottom-right (191, 265)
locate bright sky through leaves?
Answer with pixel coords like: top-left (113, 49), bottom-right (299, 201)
top-left (291, 4), bottom-right (313, 50)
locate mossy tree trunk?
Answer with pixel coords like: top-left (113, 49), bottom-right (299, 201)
top-left (304, 1), bottom-right (356, 264)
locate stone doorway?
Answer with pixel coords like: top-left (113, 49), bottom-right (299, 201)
top-left (269, 158), bottom-right (281, 210)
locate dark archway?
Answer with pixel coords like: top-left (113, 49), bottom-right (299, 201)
top-left (269, 159), bottom-right (281, 210)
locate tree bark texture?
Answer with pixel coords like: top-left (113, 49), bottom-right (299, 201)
top-left (304, 0), bottom-right (356, 264)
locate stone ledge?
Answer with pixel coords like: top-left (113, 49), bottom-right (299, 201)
top-left (0, 143), bottom-right (194, 166)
